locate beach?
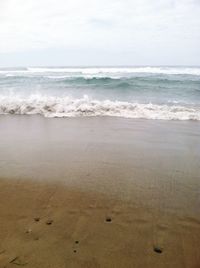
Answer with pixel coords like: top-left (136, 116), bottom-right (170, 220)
top-left (0, 115), bottom-right (200, 267)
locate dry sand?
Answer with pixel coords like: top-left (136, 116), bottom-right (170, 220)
top-left (0, 116), bottom-right (200, 267)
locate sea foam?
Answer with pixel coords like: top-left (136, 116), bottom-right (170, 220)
top-left (0, 67), bottom-right (200, 120)
top-left (26, 67), bottom-right (200, 76)
top-left (1, 66), bottom-right (200, 76)
top-left (0, 95), bottom-right (199, 120)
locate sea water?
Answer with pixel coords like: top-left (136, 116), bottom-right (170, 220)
top-left (0, 66), bottom-right (200, 120)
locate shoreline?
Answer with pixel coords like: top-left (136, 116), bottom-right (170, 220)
top-left (0, 116), bottom-right (200, 267)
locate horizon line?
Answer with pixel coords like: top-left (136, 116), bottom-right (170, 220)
top-left (1, 65), bottom-right (200, 68)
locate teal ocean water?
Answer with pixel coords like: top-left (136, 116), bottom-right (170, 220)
top-left (0, 66), bottom-right (200, 120)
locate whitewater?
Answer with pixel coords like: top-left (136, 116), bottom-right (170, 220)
top-left (0, 66), bottom-right (200, 120)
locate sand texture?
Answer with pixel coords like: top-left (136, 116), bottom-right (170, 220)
top-left (0, 116), bottom-right (200, 267)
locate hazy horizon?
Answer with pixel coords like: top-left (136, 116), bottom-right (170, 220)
top-left (1, 65), bottom-right (200, 69)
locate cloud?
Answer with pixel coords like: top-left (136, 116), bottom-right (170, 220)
top-left (0, 0), bottom-right (200, 65)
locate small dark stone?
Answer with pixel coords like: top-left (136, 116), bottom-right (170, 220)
top-left (73, 250), bottom-right (77, 253)
top-left (154, 246), bottom-right (163, 254)
top-left (106, 217), bottom-right (112, 222)
top-left (75, 240), bottom-right (79, 244)
top-left (34, 217), bottom-right (40, 222)
top-left (46, 220), bottom-right (53, 225)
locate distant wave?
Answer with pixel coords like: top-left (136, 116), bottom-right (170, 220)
top-left (1, 66), bottom-right (200, 76)
top-left (1, 75), bottom-right (199, 87)
top-left (58, 76), bottom-right (120, 83)
top-left (0, 95), bottom-right (199, 120)
top-left (26, 67), bottom-right (200, 76)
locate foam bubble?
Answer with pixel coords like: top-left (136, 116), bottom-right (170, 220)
top-left (0, 95), bottom-right (199, 120)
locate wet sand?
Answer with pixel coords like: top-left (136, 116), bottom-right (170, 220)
top-left (0, 116), bottom-right (200, 267)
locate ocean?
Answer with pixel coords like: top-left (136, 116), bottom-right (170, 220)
top-left (0, 66), bottom-right (200, 120)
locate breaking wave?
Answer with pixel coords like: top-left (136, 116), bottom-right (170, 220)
top-left (26, 67), bottom-right (200, 76)
top-left (1, 66), bottom-right (200, 76)
top-left (0, 95), bottom-right (199, 120)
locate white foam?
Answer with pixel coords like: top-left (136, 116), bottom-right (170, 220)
top-left (0, 95), bottom-right (199, 120)
top-left (1, 67), bottom-right (200, 76)
top-left (27, 67), bottom-right (200, 76)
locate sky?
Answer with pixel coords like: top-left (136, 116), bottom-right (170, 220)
top-left (0, 0), bottom-right (200, 67)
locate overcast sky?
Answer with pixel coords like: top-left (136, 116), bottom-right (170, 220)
top-left (0, 0), bottom-right (200, 67)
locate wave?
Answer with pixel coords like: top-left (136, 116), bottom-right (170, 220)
top-left (1, 66), bottom-right (200, 76)
top-left (27, 67), bottom-right (200, 76)
top-left (2, 75), bottom-right (200, 87)
top-left (0, 95), bottom-right (199, 120)
top-left (59, 76), bottom-right (120, 83)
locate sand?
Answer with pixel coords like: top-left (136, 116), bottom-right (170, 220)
top-left (0, 116), bottom-right (200, 267)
